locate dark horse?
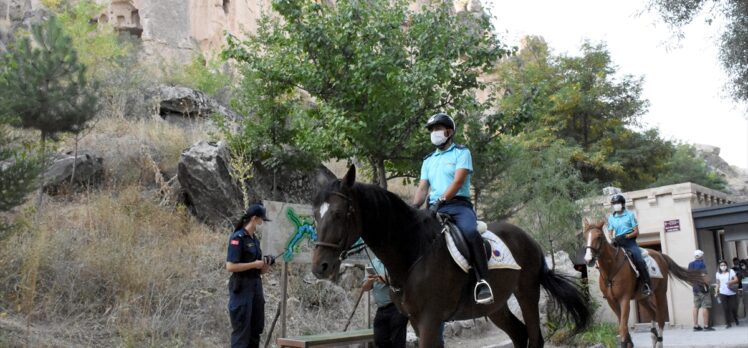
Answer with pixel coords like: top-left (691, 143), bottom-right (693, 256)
top-left (582, 220), bottom-right (708, 348)
top-left (311, 166), bottom-right (591, 347)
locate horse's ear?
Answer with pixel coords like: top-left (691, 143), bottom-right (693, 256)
top-left (316, 171), bottom-right (333, 189)
top-left (342, 165), bottom-right (356, 188)
top-left (596, 219), bottom-right (606, 228)
top-left (583, 218), bottom-right (590, 228)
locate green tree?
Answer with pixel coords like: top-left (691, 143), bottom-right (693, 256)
top-left (493, 38), bottom-right (680, 190)
top-left (0, 16), bottom-right (98, 197)
top-left (483, 138), bottom-right (594, 259)
top-left (223, 0), bottom-right (507, 188)
top-left (55, 0), bottom-right (133, 80)
top-left (0, 127), bottom-right (41, 213)
top-left (649, 0), bottom-right (748, 103)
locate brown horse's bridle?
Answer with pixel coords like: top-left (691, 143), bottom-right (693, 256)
top-left (584, 227), bottom-right (603, 265)
top-left (314, 190), bottom-right (363, 261)
top-left (584, 226), bottom-right (625, 289)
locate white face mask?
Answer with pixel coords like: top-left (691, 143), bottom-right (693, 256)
top-left (430, 130), bottom-right (448, 146)
top-left (720, 265), bottom-right (727, 271)
top-left (612, 204), bottom-right (622, 212)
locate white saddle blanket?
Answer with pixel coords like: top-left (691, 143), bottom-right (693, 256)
top-left (446, 229), bottom-right (521, 273)
top-left (641, 249), bottom-right (663, 279)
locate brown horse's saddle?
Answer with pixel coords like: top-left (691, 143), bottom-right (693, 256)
top-left (623, 249), bottom-right (664, 279)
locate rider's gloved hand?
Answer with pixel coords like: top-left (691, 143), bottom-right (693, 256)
top-left (612, 234), bottom-right (626, 247)
top-left (263, 255), bottom-right (276, 266)
top-left (429, 198), bottom-right (445, 214)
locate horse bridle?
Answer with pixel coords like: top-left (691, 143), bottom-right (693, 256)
top-left (584, 227), bottom-right (603, 264)
top-left (314, 190), bottom-right (362, 261)
top-left (585, 226), bottom-right (626, 288)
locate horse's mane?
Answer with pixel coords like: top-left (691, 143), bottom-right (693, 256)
top-left (315, 179), bottom-right (439, 262)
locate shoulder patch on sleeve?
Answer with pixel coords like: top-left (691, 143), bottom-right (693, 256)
top-left (230, 239), bottom-right (239, 246)
top-left (455, 144), bottom-right (467, 149)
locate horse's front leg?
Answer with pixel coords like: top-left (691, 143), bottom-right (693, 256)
top-left (413, 316), bottom-right (444, 348)
top-left (618, 296), bottom-right (633, 348)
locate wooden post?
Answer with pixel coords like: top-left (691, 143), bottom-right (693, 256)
top-left (281, 261), bottom-right (289, 338)
top-left (367, 291), bottom-right (371, 329)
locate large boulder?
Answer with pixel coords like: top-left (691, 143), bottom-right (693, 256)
top-left (177, 140), bottom-right (243, 227)
top-left (147, 85), bottom-right (241, 124)
top-left (177, 140), bottom-right (336, 227)
top-left (43, 151), bottom-right (104, 195)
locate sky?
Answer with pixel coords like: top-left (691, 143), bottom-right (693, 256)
top-left (485, 0), bottom-right (748, 170)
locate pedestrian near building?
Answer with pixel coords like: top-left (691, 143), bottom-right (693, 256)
top-left (362, 256), bottom-right (409, 348)
top-left (226, 203), bottom-right (275, 348)
top-left (687, 249), bottom-right (714, 331)
top-left (715, 259), bottom-right (740, 328)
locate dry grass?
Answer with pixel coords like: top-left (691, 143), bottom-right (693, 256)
top-left (0, 186), bottom-right (228, 346)
top-left (0, 186), bottom-right (375, 347)
top-left (66, 116), bottom-right (212, 188)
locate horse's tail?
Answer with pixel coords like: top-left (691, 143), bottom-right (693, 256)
top-left (539, 259), bottom-right (591, 335)
top-left (662, 253), bottom-right (708, 288)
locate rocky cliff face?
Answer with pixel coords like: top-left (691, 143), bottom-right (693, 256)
top-left (694, 144), bottom-right (748, 201)
top-left (1, 0), bottom-right (483, 63)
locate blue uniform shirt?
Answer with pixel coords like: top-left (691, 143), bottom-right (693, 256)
top-left (420, 144), bottom-right (473, 205)
top-left (607, 210), bottom-right (638, 237)
top-left (227, 229), bottom-right (262, 277)
top-left (367, 257), bottom-right (392, 308)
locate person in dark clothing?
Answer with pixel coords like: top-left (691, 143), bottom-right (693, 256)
top-left (362, 256), bottom-right (409, 348)
top-left (226, 203), bottom-right (274, 348)
top-left (687, 249), bottom-right (714, 331)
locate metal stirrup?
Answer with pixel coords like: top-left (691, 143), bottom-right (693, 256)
top-left (474, 279), bottom-right (494, 304)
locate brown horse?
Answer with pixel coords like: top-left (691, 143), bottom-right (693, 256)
top-left (582, 220), bottom-right (707, 348)
top-left (310, 166), bottom-right (591, 348)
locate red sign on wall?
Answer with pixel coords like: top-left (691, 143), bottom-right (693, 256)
top-left (664, 219), bottom-right (680, 232)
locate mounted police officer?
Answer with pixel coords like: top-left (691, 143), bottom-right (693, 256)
top-left (411, 113), bottom-right (493, 304)
top-left (226, 203), bottom-right (275, 348)
top-left (607, 194), bottom-right (652, 297)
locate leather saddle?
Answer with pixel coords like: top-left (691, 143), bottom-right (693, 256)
top-left (436, 212), bottom-right (491, 262)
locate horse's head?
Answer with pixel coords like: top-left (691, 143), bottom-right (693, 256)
top-left (311, 165), bottom-right (363, 279)
top-left (582, 218), bottom-right (607, 267)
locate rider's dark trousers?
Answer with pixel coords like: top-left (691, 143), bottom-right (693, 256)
top-left (618, 237), bottom-right (650, 287)
top-left (437, 200), bottom-right (488, 279)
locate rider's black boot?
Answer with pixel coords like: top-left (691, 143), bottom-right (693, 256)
top-left (469, 234), bottom-right (493, 304)
top-left (636, 259), bottom-right (652, 296)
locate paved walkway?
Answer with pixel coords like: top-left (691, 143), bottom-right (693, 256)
top-left (631, 324), bottom-right (748, 347)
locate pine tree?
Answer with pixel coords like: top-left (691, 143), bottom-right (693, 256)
top-left (0, 126), bottom-right (41, 213)
top-left (0, 15), bottom-right (98, 201)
